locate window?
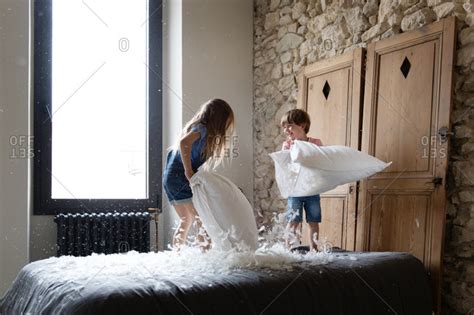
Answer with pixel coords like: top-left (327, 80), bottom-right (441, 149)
top-left (34, 0), bottom-right (162, 214)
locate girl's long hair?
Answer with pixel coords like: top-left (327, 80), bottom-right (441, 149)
top-left (181, 98), bottom-right (235, 167)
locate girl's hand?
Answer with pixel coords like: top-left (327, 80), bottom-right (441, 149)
top-left (185, 170), bottom-right (195, 181)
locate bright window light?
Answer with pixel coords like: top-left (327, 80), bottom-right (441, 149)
top-left (51, 0), bottom-right (148, 199)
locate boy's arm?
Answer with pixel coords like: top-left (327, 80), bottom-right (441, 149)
top-left (180, 131), bottom-right (201, 180)
top-left (308, 137), bottom-right (323, 146)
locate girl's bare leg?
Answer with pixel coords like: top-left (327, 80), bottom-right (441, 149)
top-left (186, 203), bottom-right (212, 251)
top-left (172, 203), bottom-right (194, 247)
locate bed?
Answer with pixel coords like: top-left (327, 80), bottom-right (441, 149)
top-left (0, 248), bottom-right (432, 314)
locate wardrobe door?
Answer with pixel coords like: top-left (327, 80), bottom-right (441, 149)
top-left (358, 17), bottom-right (456, 314)
top-left (297, 48), bottom-right (364, 250)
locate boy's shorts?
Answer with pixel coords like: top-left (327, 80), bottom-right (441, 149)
top-left (286, 194), bottom-right (322, 223)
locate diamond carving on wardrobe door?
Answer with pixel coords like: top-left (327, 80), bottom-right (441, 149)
top-left (400, 57), bottom-right (411, 78)
top-left (322, 80), bottom-right (331, 100)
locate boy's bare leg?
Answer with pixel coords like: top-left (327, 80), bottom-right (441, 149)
top-left (286, 221), bottom-right (302, 248)
top-left (187, 203), bottom-right (212, 251)
top-left (307, 222), bottom-right (319, 251)
top-left (172, 203), bottom-right (194, 248)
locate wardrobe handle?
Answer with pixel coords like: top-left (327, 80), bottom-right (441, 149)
top-left (427, 177), bottom-right (443, 187)
top-left (438, 126), bottom-right (454, 143)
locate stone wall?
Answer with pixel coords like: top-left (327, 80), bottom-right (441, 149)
top-left (252, 0), bottom-right (474, 313)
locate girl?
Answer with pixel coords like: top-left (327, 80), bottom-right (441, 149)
top-left (163, 98), bottom-right (235, 248)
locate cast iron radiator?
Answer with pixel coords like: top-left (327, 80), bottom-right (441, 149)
top-left (54, 212), bottom-right (150, 256)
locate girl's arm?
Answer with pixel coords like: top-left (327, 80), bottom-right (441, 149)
top-left (180, 131), bottom-right (201, 180)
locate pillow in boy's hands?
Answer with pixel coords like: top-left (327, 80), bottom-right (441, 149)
top-left (291, 141), bottom-right (391, 171)
top-left (269, 140), bottom-right (392, 198)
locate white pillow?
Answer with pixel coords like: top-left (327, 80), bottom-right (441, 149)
top-left (269, 141), bottom-right (391, 198)
top-left (290, 140), bottom-right (390, 171)
top-left (190, 170), bottom-right (258, 251)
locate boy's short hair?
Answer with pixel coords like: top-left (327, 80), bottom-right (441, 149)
top-left (280, 109), bottom-right (311, 133)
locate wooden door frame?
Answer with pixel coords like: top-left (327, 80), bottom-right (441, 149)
top-left (296, 48), bottom-right (365, 250)
top-left (358, 16), bottom-right (456, 314)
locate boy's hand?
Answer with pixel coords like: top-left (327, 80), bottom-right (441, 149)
top-left (185, 170), bottom-right (195, 181)
top-left (282, 138), bottom-right (294, 150)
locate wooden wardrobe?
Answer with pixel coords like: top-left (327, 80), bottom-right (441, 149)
top-left (298, 17), bottom-right (456, 314)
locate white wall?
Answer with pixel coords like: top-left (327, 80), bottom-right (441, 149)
top-left (161, 0), bottom-right (254, 246)
top-left (0, 0), bottom-right (31, 296)
top-left (182, 0), bottom-right (254, 194)
top-left (162, 0), bottom-right (183, 248)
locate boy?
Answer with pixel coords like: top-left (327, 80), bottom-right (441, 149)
top-left (280, 109), bottom-right (323, 251)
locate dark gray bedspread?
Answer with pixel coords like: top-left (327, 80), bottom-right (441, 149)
top-left (0, 251), bottom-right (432, 315)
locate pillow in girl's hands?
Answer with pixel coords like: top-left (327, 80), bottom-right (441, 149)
top-left (269, 141), bottom-right (392, 198)
top-left (189, 170), bottom-right (258, 251)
